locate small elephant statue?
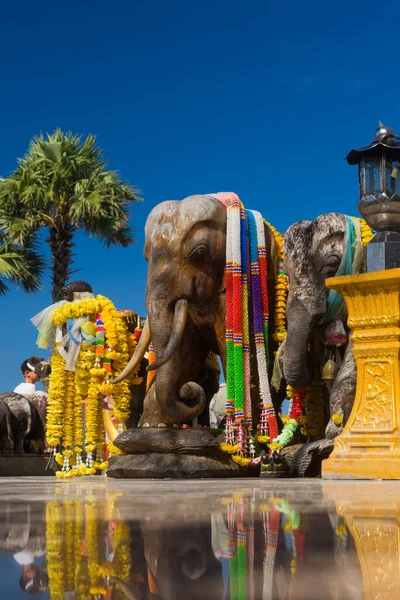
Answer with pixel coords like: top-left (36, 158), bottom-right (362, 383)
top-left (0, 393), bottom-right (45, 453)
top-left (0, 399), bottom-right (14, 453)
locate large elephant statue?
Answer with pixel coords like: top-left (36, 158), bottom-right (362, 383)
top-left (115, 194), bottom-right (281, 428)
top-left (282, 213), bottom-right (364, 439)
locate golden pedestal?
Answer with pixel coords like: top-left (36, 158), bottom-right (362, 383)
top-left (324, 482), bottom-right (400, 598)
top-left (322, 269), bottom-right (400, 479)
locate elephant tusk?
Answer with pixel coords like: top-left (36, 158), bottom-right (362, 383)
top-left (147, 299), bottom-right (188, 371)
top-left (103, 409), bottom-right (120, 443)
top-left (112, 318), bottom-right (150, 384)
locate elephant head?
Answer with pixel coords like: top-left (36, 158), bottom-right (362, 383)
top-left (115, 195), bottom-right (227, 424)
top-left (282, 213), bottom-right (351, 389)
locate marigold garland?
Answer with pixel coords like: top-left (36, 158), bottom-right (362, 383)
top-left (113, 521), bottom-right (131, 589)
top-left (63, 500), bottom-right (75, 591)
top-left (86, 500), bottom-right (104, 594)
top-left (47, 294), bottom-right (144, 477)
top-left (45, 495), bottom-right (133, 600)
top-left (46, 352), bottom-right (66, 448)
top-left (46, 501), bottom-right (65, 600)
top-left (352, 216), bottom-right (375, 247)
top-left (264, 220), bottom-right (287, 344)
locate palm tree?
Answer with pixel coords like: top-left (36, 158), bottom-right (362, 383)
top-left (0, 239), bottom-right (44, 295)
top-left (0, 129), bottom-right (140, 301)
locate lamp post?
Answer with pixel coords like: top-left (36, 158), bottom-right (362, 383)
top-left (322, 124), bottom-right (400, 480)
top-left (346, 122), bottom-right (400, 271)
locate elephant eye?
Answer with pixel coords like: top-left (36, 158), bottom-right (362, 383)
top-left (188, 244), bottom-right (209, 262)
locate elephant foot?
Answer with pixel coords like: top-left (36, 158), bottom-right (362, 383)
top-left (0, 435), bottom-right (13, 453)
top-left (139, 419), bottom-right (174, 429)
top-left (139, 384), bottom-right (175, 428)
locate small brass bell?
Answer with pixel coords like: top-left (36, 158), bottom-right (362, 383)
top-left (322, 358), bottom-right (338, 380)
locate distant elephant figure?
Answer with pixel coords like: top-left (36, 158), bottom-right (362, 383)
top-left (0, 393), bottom-right (45, 453)
top-left (115, 194), bottom-right (281, 428)
top-left (282, 213), bottom-right (364, 438)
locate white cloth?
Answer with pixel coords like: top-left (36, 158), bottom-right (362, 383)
top-left (211, 513), bottom-right (229, 558)
top-left (209, 384), bottom-right (227, 428)
top-left (13, 550), bottom-right (34, 565)
top-left (13, 382), bottom-right (36, 396)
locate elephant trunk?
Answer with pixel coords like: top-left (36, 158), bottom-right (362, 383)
top-left (283, 305), bottom-right (316, 389)
top-left (148, 297), bottom-right (206, 423)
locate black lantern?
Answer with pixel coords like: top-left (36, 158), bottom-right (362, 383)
top-left (346, 123), bottom-right (400, 271)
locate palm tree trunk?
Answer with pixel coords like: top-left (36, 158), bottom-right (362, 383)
top-left (48, 222), bottom-right (75, 303)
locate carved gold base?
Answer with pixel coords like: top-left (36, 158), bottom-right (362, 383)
top-left (322, 269), bottom-right (400, 480)
top-left (322, 455), bottom-right (400, 479)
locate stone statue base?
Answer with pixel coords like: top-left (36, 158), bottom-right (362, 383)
top-left (107, 428), bottom-right (253, 478)
top-left (0, 454), bottom-right (57, 476)
top-left (107, 452), bottom-right (245, 478)
top-left (323, 269), bottom-right (400, 479)
top-left (279, 439), bottom-right (334, 478)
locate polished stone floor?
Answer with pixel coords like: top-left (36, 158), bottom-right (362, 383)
top-left (1, 477), bottom-right (399, 599)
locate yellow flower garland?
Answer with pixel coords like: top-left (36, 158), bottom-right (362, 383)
top-left (63, 500), bottom-right (75, 592)
top-left (99, 296), bottom-right (131, 424)
top-left (53, 298), bottom-right (103, 325)
top-left (46, 352), bottom-right (66, 447)
top-left (352, 217), bottom-right (375, 247)
top-left (45, 495), bottom-right (134, 600)
top-left (46, 501), bottom-right (65, 600)
top-left (86, 500), bottom-right (103, 593)
top-left (264, 220), bottom-right (287, 344)
top-left (47, 294), bottom-right (143, 477)
top-left (113, 521), bottom-right (131, 593)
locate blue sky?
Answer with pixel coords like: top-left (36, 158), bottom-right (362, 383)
top-left (0, 0), bottom-right (398, 390)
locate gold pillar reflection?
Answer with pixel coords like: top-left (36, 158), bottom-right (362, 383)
top-left (324, 482), bottom-right (400, 600)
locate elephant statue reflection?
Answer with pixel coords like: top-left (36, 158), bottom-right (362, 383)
top-left (282, 213), bottom-right (366, 440)
top-left (114, 517), bottom-right (223, 600)
top-left (115, 194), bottom-right (282, 428)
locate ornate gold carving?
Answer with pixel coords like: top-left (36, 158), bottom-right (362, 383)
top-left (351, 518), bottom-right (400, 600)
top-left (351, 331), bottom-right (400, 344)
top-left (351, 361), bottom-right (394, 432)
top-left (348, 315), bottom-right (400, 329)
top-left (353, 348), bottom-right (398, 359)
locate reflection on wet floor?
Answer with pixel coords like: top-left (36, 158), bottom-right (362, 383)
top-left (0, 478), bottom-right (399, 599)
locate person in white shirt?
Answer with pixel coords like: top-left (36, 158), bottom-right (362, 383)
top-left (14, 356), bottom-right (50, 397)
top-left (14, 550), bottom-right (48, 594)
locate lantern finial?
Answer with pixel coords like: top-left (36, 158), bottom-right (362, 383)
top-left (374, 121), bottom-right (394, 141)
